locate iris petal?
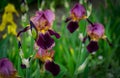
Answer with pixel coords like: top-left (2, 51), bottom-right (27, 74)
top-left (71, 3), bottom-right (86, 18)
top-left (48, 30), bottom-right (60, 39)
top-left (0, 58), bottom-right (16, 77)
top-left (36, 33), bottom-right (54, 49)
top-left (45, 61), bottom-right (60, 76)
top-left (67, 21), bottom-right (79, 33)
top-left (87, 41), bottom-right (99, 52)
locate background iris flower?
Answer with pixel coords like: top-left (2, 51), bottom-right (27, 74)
top-left (0, 3), bottom-right (19, 38)
top-left (65, 3), bottom-right (87, 33)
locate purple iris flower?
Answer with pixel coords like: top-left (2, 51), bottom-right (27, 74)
top-left (17, 10), bottom-right (60, 50)
top-left (35, 48), bottom-right (60, 76)
top-left (65, 3), bottom-right (87, 33)
top-left (0, 58), bottom-right (18, 78)
top-left (85, 23), bottom-right (105, 52)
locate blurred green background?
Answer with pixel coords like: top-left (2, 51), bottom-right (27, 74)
top-left (0, 0), bottom-right (120, 78)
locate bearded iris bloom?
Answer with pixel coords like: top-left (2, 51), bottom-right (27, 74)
top-left (17, 10), bottom-right (60, 50)
top-left (35, 48), bottom-right (60, 76)
top-left (83, 22), bottom-right (111, 53)
top-left (0, 58), bottom-right (19, 78)
top-left (65, 3), bottom-right (87, 33)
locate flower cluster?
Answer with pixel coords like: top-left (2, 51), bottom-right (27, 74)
top-left (17, 10), bottom-right (60, 76)
top-left (0, 3), bottom-right (19, 38)
top-left (65, 3), bottom-right (111, 53)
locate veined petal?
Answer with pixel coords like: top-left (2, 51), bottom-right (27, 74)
top-left (45, 61), bottom-right (60, 76)
top-left (87, 41), bottom-right (99, 53)
top-left (67, 21), bottom-right (79, 33)
top-left (44, 10), bottom-right (55, 25)
top-left (36, 33), bottom-right (55, 49)
top-left (70, 3), bottom-right (86, 19)
top-left (87, 23), bottom-right (105, 40)
top-left (48, 30), bottom-right (60, 39)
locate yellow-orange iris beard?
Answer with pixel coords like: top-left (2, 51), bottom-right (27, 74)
top-left (71, 13), bottom-right (87, 22)
top-left (36, 21), bottom-right (51, 34)
top-left (88, 33), bottom-right (101, 41)
top-left (36, 55), bottom-right (53, 63)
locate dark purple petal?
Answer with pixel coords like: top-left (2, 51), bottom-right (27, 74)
top-left (87, 41), bottom-right (99, 53)
top-left (67, 21), bottom-right (79, 33)
top-left (65, 17), bottom-right (72, 23)
top-left (17, 26), bottom-right (30, 37)
top-left (36, 33), bottom-right (54, 49)
top-left (48, 30), bottom-right (60, 39)
top-left (45, 61), bottom-right (60, 76)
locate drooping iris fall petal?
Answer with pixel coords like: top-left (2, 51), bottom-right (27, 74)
top-left (36, 33), bottom-right (55, 50)
top-left (45, 61), bottom-right (60, 76)
top-left (48, 30), bottom-right (60, 39)
top-left (67, 21), bottom-right (79, 33)
top-left (87, 41), bottom-right (99, 53)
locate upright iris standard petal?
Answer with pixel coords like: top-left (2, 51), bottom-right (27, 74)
top-left (30, 10), bottom-right (55, 32)
top-left (70, 3), bottom-right (86, 19)
top-left (44, 10), bottom-right (55, 25)
top-left (0, 58), bottom-right (17, 78)
top-left (87, 23), bottom-right (105, 40)
top-left (45, 61), bottom-right (60, 76)
top-left (87, 41), bottom-right (99, 52)
top-left (30, 11), bottom-right (43, 27)
top-left (36, 33), bottom-right (55, 49)
top-left (67, 21), bottom-right (79, 33)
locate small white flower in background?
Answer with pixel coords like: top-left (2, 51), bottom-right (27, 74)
top-left (98, 55), bottom-right (103, 60)
top-left (22, 58), bottom-right (30, 68)
top-left (79, 33), bottom-right (84, 41)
